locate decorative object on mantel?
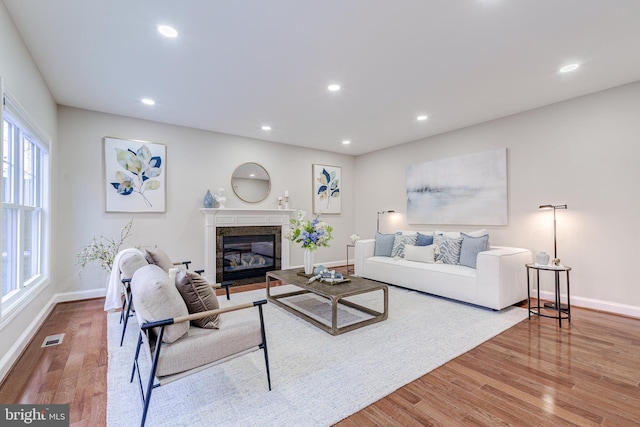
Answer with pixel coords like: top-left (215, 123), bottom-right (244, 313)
top-left (406, 148), bottom-right (507, 225)
top-left (376, 210), bottom-right (395, 232)
top-left (284, 210), bottom-right (333, 274)
top-left (536, 251), bottom-right (550, 266)
top-left (284, 190), bottom-right (290, 210)
top-left (203, 189), bottom-right (214, 208)
top-left (277, 196), bottom-right (283, 210)
top-left (76, 219), bottom-right (134, 273)
top-left (313, 164), bottom-right (341, 214)
top-left (214, 187), bottom-right (227, 208)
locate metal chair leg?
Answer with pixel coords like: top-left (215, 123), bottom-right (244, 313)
top-left (257, 302), bottom-right (271, 390)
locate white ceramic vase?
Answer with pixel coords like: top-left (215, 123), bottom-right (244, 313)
top-left (303, 248), bottom-right (314, 274)
top-left (536, 251), bottom-right (550, 265)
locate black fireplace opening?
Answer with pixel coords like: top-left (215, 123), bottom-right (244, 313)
top-left (222, 234), bottom-right (275, 281)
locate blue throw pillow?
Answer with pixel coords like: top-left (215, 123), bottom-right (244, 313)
top-left (374, 232), bottom-right (397, 257)
top-left (459, 233), bottom-right (490, 269)
top-left (416, 232), bottom-right (434, 247)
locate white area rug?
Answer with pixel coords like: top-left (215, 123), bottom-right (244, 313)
top-left (107, 285), bottom-right (527, 427)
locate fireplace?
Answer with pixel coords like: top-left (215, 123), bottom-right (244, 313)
top-left (201, 208), bottom-right (294, 285)
top-left (216, 225), bottom-right (282, 285)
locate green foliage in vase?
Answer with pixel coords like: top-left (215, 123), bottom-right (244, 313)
top-left (76, 220), bottom-right (134, 272)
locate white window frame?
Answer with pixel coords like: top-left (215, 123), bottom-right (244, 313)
top-left (0, 79), bottom-right (51, 323)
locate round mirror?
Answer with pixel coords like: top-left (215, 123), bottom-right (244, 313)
top-left (231, 162), bottom-right (271, 203)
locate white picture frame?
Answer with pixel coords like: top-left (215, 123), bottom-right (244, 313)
top-left (312, 164), bottom-right (341, 214)
top-left (104, 137), bottom-right (166, 213)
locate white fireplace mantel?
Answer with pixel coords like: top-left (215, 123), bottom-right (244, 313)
top-left (200, 208), bottom-right (296, 282)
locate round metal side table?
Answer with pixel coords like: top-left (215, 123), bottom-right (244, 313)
top-left (525, 263), bottom-right (571, 327)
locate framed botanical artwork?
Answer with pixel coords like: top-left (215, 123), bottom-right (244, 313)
top-left (103, 137), bottom-right (166, 212)
top-left (312, 164), bottom-right (341, 214)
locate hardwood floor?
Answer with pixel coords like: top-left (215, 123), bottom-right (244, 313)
top-left (1, 282), bottom-right (639, 427)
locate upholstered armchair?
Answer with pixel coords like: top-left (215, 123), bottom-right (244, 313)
top-left (129, 264), bottom-right (271, 427)
top-left (113, 247), bottom-right (232, 346)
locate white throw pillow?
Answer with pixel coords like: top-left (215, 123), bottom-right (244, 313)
top-left (403, 244), bottom-right (438, 263)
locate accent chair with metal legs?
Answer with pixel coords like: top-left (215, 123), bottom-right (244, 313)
top-left (129, 264), bottom-right (272, 427)
top-left (116, 248), bottom-right (232, 346)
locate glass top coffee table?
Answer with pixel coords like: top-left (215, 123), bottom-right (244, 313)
top-left (266, 269), bottom-right (388, 335)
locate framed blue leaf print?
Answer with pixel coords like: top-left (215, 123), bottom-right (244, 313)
top-left (103, 137), bottom-right (166, 212)
top-left (313, 164), bottom-right (341, 214)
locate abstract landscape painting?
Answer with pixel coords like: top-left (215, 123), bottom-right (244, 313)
top-left (406, 148), bottom-right (507, 225)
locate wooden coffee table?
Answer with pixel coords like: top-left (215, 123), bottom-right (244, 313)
top-left (266, 269), bottom-right (388, 335)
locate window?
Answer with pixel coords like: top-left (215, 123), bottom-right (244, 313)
top-left (1, 89), bottom-right (50, 313)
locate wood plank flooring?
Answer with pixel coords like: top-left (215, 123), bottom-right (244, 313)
top-left (1, 282), bottom-right (639, 426)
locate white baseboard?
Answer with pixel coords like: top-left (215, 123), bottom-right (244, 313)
top-left (52, 288), bottom-right (107, 304)
top-left (0, 287), bottom-right (106, 384)
top-left (0, 299), bottom-right (56, 384)
top-left (534, 290), bottom-right (640, 319)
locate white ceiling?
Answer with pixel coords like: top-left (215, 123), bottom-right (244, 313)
top-left (4, 0), bottom-right (640, 155)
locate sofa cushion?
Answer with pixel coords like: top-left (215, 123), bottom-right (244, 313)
top-left (175, 269), bottom-right (220, 329)
top-left (434, 234), bottom-right (463, 265)
top-left (374, 232), bottom-right (397, 257)
top-left (119, 252), bottom-right (149, 279)
top-left (416, 232), bottom-right (434, 246)
top-left (459, 233), bottom-right (490, 269)
top-left (145, 248), bottom-right (174, 272)
top-left (435, 231), bottom-right (462, 238)
top-left (154, 306), bottom-right (262, 378)
top-left (465, 228), bottom-right (488, 238)
top-left (391, 234), bottom-right (417, 257)
top-left (131, 264), bottom-right (190, 343)
top-left (404, 244), bottom-right (437, 263)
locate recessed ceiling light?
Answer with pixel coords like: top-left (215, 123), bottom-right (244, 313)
top-left (249, 173), bottom-right (256, 178)
top-left (328, 84), bottom-right (341, 92)
top-left (158, 25), bottom-right (178, 38)
top-left (342, 140), bottom-right (351, 145)
top-left (559, 63), bottom-right (580, 73)
top-left (261, 125), bottom-right (271, 131)
top-left (141, 98), bottom-right (155, 106)
top-left (417, 115), bottom-right (428, 121)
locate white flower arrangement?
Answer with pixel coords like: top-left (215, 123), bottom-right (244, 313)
top-left (350, 234), bottom-right (360, 244)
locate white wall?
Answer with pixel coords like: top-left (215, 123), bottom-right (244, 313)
top-left (0, 2), bottom-right (58, 376)
top-left (56, 106), bottom-right (356, 294)
top-left (356, 81), bottom-right (640, 316)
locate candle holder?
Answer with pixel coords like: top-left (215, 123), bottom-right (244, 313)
top-left (284, 195), bottom-right (289, 210)
top-left (278, 197), bottom-right (283, 210)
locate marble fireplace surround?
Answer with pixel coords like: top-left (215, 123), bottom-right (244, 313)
top-left (201, 208), bottom-right (295, 284)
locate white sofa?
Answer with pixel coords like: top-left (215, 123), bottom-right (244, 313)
top-left (354, 239), bottom-right (532, 310)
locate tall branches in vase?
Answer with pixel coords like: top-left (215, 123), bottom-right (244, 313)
top-left (76, 220), bottom-right (134, 273)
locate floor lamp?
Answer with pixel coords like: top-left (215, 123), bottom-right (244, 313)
top-left (539, 203), bottom-right (568, 309)
top-left (376, 210), bottom-right (395, 232)
top-left (538, 204), bottom-right (567, 263)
